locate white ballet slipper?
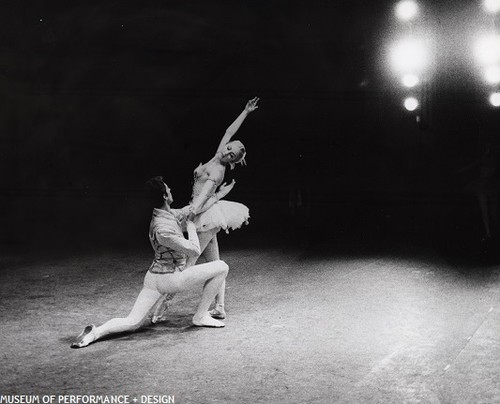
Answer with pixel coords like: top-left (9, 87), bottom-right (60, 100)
top-left (192, 314), bottom-right (225, 328)
top-left (209, 306), bottom-right (226, 320)
top-left (71, 325), bottom-right (96, 349)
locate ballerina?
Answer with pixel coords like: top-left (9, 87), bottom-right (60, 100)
top-left (189, 97), bottom-right (258, 319)
top-left (151, 97), bottom-right (259, 324)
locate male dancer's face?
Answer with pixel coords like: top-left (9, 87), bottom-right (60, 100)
top-left (163, 183), bottom-right (174, 205)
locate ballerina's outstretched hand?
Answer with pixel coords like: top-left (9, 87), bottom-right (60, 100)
top-left (245, 97), bottom-right (259, 113)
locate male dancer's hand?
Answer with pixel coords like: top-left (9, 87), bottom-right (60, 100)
top-left (187, 205), bottom-right (197, 222)
top-left (179, 205), bottom-right (194, 221)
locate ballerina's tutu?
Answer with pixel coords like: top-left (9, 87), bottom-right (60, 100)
top-left (194, 200), bottom-right (249, 233)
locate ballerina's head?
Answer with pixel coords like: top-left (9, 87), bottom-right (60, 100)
top-left (220, 140), bottom-right (246, 170)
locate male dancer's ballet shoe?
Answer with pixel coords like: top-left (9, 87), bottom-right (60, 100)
top-left (192, 314), bottom-right (225, 328)
top-left (209, 306), bottom-right (226, 320)
top-left (70, 325), bottom-right (96, 348)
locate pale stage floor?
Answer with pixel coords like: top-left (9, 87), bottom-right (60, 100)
top-left (1, 234), bottom-right (499, 403)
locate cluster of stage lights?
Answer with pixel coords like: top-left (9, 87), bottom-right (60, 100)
top-left (389, 0), bottom-right (500, 111)
top-left (475, 0), bottom-right (500, 106)
top-left (389, 0), bottom-right (428, 112)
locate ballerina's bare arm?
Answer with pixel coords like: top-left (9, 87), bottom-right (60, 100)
top-left (191, 179), bottom-right (218, 215)
top-left (216, 97), bottom-right (259, 154)
top-left (214, 179), bottom-right (235, 200)
top-left (191, 178), bottom-right (236, 216)
top-left (198, 179), bottom-right (235, 213)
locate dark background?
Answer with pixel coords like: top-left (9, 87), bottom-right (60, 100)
top-left (1, 0), bottom-right (500, 254)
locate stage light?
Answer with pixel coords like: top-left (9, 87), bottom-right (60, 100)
top-left (484, 0), bottom-right (500, 14)
top-left (404, 97), bottom-right (419, 111)
top-left (484, 65), bottom-right (500, 84)
top-left (402, 74), bottom-right (420, 87)
top-left (390, 38), bottom-right (429, 73)
top-left (474, 34), bottom-right (500, 66)
top-left (395, 0), bottom-right (419, 21)
top-left (489, 91), bottom-right (500, 106)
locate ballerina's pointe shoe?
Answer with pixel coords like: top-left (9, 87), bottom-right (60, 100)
top-left (151, 302), bottom-right (169, 323)
top-left (209, 307), bottom-right (226, 320)
top-left (192, 314), bottom-right (225, 328)
top-left (151, 294), bottom-right (174, 324)
top-left (152, 313), bottom-right (169, 324)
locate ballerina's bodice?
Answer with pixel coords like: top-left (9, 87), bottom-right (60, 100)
top-left (190, 160), bottom-right (250, 233)
top-left (191, 161), bottom-right (226, 202)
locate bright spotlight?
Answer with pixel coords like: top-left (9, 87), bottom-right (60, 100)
top-left (395, 1), bottom-right (419, 21)
top-left (390, 38), bottom-right (429, 73)
top-left (404, 97), bottom-right (419, 111)
top-left (474, 35), bottom-right (500, 66)
top-left (484, 65), bottom-right (500, 84)
top-left (484, 0), bottom-right (500, 14)
top-left (402, 74), bottom-right (420, 87)
top-left (489, 92), bottom-right (500, 107)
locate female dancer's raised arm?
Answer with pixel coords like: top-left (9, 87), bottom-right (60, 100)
top-left (190, 97), bottom-right (259, 218)
top-left (216, 97), bottom-right (259, 154)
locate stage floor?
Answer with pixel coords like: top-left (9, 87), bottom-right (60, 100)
top-left (1, 236), bottom-right (499, 403)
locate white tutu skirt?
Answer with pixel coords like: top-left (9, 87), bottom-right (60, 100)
top-left (194, 200), bottom-right (249, 233)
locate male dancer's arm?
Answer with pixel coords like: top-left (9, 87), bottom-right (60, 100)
top-left (156, 221), bottom-right (201, 258)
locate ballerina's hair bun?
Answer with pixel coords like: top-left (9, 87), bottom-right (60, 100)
top-left (228, 140), bottom-right (247, 170)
